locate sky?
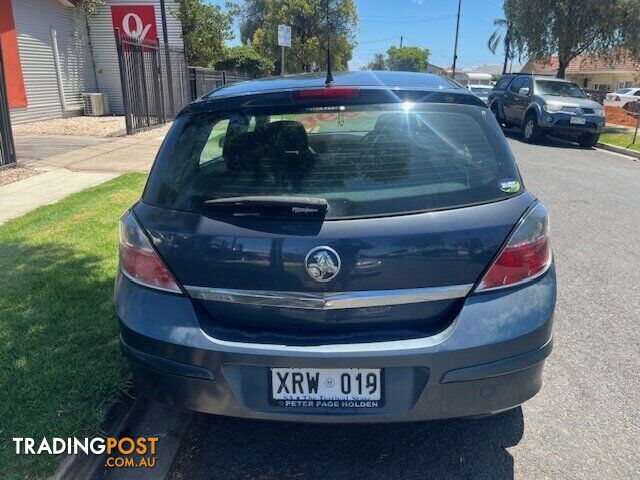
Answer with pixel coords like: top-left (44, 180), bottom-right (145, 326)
top-left (208, 0), bottom-right (509, 71)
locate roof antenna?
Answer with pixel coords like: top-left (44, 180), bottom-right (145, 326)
top-left (325, 0), bottom-right (334, 85)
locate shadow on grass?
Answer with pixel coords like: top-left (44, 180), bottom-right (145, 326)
top-left (171, 408), bottom-right (524, 480)
top-left (0, 240), bottom-right (128, 479)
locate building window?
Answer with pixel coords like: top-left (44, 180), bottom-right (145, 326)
top-left (582, 78), bottom-right (588, 88)
top-left (625, 81), bottom-right (633, 88)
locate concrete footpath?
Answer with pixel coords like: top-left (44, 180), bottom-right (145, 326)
top-left (0, 134), bottom-right (163, 225)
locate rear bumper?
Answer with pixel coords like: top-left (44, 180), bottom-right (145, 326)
top-left (115, 265), bottom-right (556, 423)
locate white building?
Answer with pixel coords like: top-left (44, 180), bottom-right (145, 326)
top-left (1, 0), bottom-right (183, 124)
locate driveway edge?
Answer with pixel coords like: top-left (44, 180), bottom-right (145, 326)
top-left (49, 390), bottom-right (192, 480)
top-left (50, 389), bottom-right (140, 480)
top-left (596, 141), bottom-right (640, 160)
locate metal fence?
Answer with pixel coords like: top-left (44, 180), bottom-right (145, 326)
top-left (115, 30), bottom-right (192, 134)
top-left (115, 30), bottom-right (261, 134)
top-left (0, 38), bottom-right (16, 168)
top-left (189, 68), bottom-right (259, 99)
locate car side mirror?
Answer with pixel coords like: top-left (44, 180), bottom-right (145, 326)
top-left (519, 87), bottom-right (530, 96)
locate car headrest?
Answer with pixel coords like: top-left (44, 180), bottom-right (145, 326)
top-left (263, 120), bottom-right (309, 153)
top-left (223, 131), bottom-right (259, 158)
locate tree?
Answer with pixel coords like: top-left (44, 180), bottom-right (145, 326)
top-left (363, 47), bottom-right (430, 72)
top-left (172, 0), bottom-right (234, 66)
top-left (363, 53), bottom-right (387, 70)
top-left (487, 18), bottom-right (514, 75)
top-left (504, 0), bottom-right (640, 78)
top-left (236, 0), bottom-right (268, 44)
top-left (387, 46), bottom-right (431, 72)
top-left (215, 45), bottom-right (275, 74)
top-left (229, 0), bottom-right (359, 74)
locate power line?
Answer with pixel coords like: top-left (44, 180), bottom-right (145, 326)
top-left (358, 36), bottom-right (401, 45)
top-left (402, 36), bottom-right (472, 68)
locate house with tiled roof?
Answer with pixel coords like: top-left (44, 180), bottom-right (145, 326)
top-left (521, 52), bottom-right (640, 92)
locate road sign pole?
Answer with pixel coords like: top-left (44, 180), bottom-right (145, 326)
top-left (278, 24), bottom-right (291, 76)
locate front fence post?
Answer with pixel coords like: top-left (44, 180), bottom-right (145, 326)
top-left (114, 29), bottom-right (133, 135)
top-left (0, 36), bottom-right (16, 167)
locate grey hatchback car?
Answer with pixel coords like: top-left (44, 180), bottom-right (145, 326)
top-left (116, 71), bottom-right (556, 422)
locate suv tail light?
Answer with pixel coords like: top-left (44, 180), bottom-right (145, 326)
top-left (119, 211), bottom-right (182, 294)
top-left (475, 202), bottom-right (551, 292)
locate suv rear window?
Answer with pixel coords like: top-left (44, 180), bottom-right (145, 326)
top-left (144, 102), bottom-right (522, 218)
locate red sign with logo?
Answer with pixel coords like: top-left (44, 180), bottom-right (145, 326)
top-left (111, 5), bottom-right (158, 43)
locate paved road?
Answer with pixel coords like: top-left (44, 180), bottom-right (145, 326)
top-left (168, 134), bottom-right (640, 480)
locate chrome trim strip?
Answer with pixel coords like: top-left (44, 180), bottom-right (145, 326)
top-left (184, 284), bottom-right (473, 310)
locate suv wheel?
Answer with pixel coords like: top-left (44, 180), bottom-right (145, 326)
top-left (522, 114), bottom-right (542, 143)
top-left (578, 132), bottom-right (599, 148)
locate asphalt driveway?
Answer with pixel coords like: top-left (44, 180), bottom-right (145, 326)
top-left (168, 135), bottom-right (640, 480)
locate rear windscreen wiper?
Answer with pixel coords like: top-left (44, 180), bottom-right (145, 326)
top-left (203, 196), bottom-right (329, 216)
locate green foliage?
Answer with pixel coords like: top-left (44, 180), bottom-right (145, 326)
top-left (487, 18), bottom-right (515, 75)
top-left (0, 174), bottom-right (146, 479)
top-left (215, 45), bottom-right (275, 74)
top-left (230, 0), bottom-right (359, 74)
top-left (173, 0), bottom-right (234, 66)
top-left (504, 0), bottom-right (640, 78)
top-left (362, 46), bottom-right (431, 72)
top-left (363, 53), bottom-right (387, 70)
top-left (387, 46), bottom-right (431, 72)
top-left (74, 0), bottom-right (105, 18)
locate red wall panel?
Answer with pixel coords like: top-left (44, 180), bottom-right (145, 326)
top-left (0, 0), bottom-right (27, 109)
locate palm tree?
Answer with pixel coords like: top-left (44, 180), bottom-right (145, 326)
top-left (487, 18), bottom-right (513, 75)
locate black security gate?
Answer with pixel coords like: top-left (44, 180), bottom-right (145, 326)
top-left (0, 38), bottom-right (16, 168)
top-left (115, 30), bottom-right (191, 135)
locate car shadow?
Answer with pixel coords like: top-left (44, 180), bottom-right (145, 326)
top-left (502, 127), bottom-right (590, 150)
top-left (170, 407), bottom-right (525, 480)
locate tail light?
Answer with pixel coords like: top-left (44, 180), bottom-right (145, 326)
top-left (475, 203), bottom-right (551, 292)
top-left (119, 211), bottom-right (182, 293)
top-left (292, 87), bottom-right (360, 101)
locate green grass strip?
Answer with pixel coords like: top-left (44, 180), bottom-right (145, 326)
top-left (599, 132), bottom-right (640, 152)
top-left (0, 173), bottom-right (146, 479)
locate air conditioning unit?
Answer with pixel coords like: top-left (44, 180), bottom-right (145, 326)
top-left (82, 93), bottom-right (110, 116)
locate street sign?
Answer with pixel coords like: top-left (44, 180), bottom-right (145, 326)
top-left (278, 25), bottom-right (291, 47)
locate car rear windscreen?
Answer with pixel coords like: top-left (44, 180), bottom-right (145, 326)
top-left (144, 102), bottom-right (522, 218)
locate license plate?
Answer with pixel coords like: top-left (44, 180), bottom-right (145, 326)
top-left (570, 116), bottom-right (587, 124)
top-left (270, 368), bottom-right (383, 408)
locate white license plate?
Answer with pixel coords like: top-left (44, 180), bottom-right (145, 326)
top-left (270, 368), bottom-right (382, 406)
top-left (570, 116), bottom-right (587, 124)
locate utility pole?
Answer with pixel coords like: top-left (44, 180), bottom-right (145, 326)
top-left (400, 36), bottom-right (403, 48)
top-left (451, 0), bottom-right (462, 78)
